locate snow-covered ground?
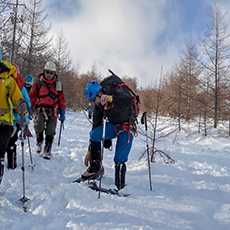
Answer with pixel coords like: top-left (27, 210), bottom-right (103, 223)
top-left (1, 111), bottom-right (230, 230)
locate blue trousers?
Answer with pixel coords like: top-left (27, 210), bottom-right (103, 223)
top-left (90, 122), bottom-right (135, 163)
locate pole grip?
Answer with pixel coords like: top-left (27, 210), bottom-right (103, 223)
top-left (141, 112), bottom-right (147, 131)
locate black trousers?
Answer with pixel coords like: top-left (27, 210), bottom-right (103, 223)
top-left (6, 124), bottom-right (20, 150)
top-left (0, 125), bottom-right (13, 159)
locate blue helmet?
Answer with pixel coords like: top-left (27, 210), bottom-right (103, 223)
top-left (25, 75), bottom-right (34, 85)
top-left (85, 81), bottom-right (102, 100)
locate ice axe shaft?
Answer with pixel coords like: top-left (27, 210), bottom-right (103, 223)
top-left (98, 103), bottom-right (107, 199)
top-left (58, 121), bottom-right (64, 147)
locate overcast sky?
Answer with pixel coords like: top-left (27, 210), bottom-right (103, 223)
top-left (31, 0), bottom-right (230, 87)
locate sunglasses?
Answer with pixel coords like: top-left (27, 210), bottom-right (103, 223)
top-left (24, 83), bottom-right (32, 87)
top-left (46, 70), bottom-right (55, 75)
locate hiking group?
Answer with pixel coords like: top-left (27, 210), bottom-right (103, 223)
top-left (0, 48), bottom-right (139, 192)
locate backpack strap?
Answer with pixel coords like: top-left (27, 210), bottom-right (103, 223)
top-left (37, 78), bottom-right (59, 102)
top-left (117, 82), bottom-right (139, 118)
top-left (5, 76), bottom-right (12, 107)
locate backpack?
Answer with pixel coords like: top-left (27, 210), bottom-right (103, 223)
top-left (100, 69), bottom-right (140, 125)
top-left (0, 76), bottom-right (12, 115)
top-left (0, 62), bottom-right (13, 115)
top-left (0, 62), bottom-right (15, 125)
top-left (35, 74), bottom-right (63, 115)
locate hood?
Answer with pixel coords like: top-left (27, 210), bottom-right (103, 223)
top-left (0, 61), bottom-right (17, 79)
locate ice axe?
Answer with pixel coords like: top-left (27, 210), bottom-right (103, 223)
top-left (58, 120), bottom-right (64, 147)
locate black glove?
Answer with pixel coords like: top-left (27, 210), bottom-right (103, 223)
top-left (17, 98), bottom-right (27, 115)
top-left (103, 140), bottom-right (112, 149)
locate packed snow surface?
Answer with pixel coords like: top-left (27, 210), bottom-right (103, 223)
top-left (1, 111), bottom-right (230, 230)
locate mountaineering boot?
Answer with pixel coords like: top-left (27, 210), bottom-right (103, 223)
top-left (82, 160), bottom-right (104, 180)
top-left (115, 163), bottom-right (121, 190)
top-left (35, 132), bottom-right (43, 155)
top-left (121, 162), bottom-right (126, 189)
top-left (82, 141), bottom-right (104, 180)
top-left (7, 144), bottom-right (17, 169)
top-left (0, 158), bottom-right (4, 185)
top-left (43, 135), bottom-right (53, 160)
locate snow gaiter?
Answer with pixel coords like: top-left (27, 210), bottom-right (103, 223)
top-left (0, 158), bottom-right (4, 185)
top-left (7, 144), bottom-right (17, 169)
top-left (36, 132), bottom-right (43, 144)
top-left (121, 162), bottom-right (126, 189)
top-left (115, 162), bottom-right (126, 190)
top-left (115, 163), bottom-right (121, 190)
top-left (44, 135), bottom-right (53, 154)
top-left (90, 141), bottom-right (101, 172)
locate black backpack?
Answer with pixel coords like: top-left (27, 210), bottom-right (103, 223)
top-left (100, 69), bottom-right (140, 125)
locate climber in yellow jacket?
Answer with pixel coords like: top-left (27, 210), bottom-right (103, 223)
top-left (0, 49), bottom-right (28, 185)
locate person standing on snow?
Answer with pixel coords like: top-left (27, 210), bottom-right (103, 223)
top-left (24, 74), bottom-right (34, 94)
top-left (29, 61), bottom-right (66, 160)
top-left (0, 50), bottom-right (28, 184)
top-left (82, 73), bottom-right (139, 190)
top-left (3, 62), bottom-right (32, 169)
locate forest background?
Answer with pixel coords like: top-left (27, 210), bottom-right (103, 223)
top-left (1, 0), bottom-right (230, 138)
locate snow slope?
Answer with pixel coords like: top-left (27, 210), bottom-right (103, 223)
top-left (1, 111), bottom-right (230, 230)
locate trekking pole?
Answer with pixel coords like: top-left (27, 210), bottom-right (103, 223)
top-left (24, 103), bottom-right (35, 170)
top-left (19, 106), bottom-right (29, 212)
top-left (98, 103), bottom-right (107, 199)
top-left (141, 112), bottom-right (152, 191)
top-left (27, 135), bottom-right (35, 171)
top-left (58, 120), bottom-right (64, 147)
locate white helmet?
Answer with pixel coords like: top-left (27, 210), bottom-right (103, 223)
top-left (44, 61), bottom-right (56, 72)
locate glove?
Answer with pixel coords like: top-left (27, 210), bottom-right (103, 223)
top-left (103, 139), bottom-right (112, 150)
top-left (59, 108), bottom-right (66, 122)
top-left (84, 151), bottom-right (90, 166)
top-left (17, 98), bottom-right (27, 115)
